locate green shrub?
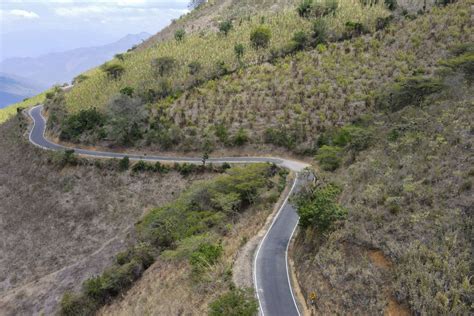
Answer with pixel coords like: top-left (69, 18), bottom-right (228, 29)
top-left (215, 124), bottom-right (229, 144)
top-left (60, 108), bottom-right (106, 141)
top-left (312, 0), bottom-right (338, 17)
top-left (219, 20), bottom-right (233, 36)
top-left (209, 288), bottom-right (258, 316)
top-left (297, 0), bottom-right (313, 18)
top-left (151, 56), bottom-right (176, 77)
top-left (385, 0), bottom-right (397, 10)
top-left (379, 76), bottom-right (444, 112)
top-left (120, 86), bottom-right (134, 97)
top-left (190, 242), bottom-right (223, 274)
top-left (312, 19), bottom-right (328, 45)
top-left (292, 31), bottom-right (309, 51)
top-left (233, 128), bottom-right (249, 146)
top-left (132, 160), bottom-right (148, 172)
top-left (250, 26), bottom-right (271, 49)
top-left (101, 63), bottom-right (125, 80)
top-left (59, 292), bottom-right (96, 316)
top-left (234, 43), bottom-right (245, 62)
top-left (119, 156), bottom-right (130, 171)
top-left (295, 183), bottom-right (347, 231)
top-left (440, 52), bottom-right (474, 85)
top-left (334, 125), bottom-right (372, 151)
top-left (188, 61), bottom-right (202, 75)
top-left (315, 145), bottom-right (342, 171)
top-left (174, 28), bottom-right (186, 41)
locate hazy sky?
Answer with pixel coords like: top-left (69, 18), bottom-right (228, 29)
top-left (0, 0), bottom-right (190, 60)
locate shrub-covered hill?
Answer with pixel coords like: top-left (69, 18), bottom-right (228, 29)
top-left (292, 47), bottom-right (473, 314)
top-left (41, 0), bottom-right (471, 155)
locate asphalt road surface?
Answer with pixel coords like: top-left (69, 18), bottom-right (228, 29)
top-left (28, 104), bottom-right (311, 316)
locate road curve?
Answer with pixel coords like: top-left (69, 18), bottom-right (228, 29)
top-left (28, 104), bottom-right (311, 316)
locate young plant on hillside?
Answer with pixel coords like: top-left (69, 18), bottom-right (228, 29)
top-left (250, 26), bottom-right (271, 49)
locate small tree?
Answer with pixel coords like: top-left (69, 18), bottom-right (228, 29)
top-left (297, 0), bottom-right (313, 18)
top-left (233, 128), bottom-right (249, 146)
top-left (292, 31), bottom-right (308, 51)
top-left (102, 63), bottom-right (125, 80)
top-left (202, 151), bottom-right (209, 166)
top-left (234, 43), bottom-right (245, 63)
top-left (120, 87), bottom-right (134, 97)
top-left (188, 61), bottom-right (202, 75)
top-left (250, 26), bottom-right (271, 49)
top-left (219, 20), bottom-right (233, 36)
top-left (119, 156), bottom-right (130, 171)
top-left (312, 19), bottom-right (328, 45)
top-left (175, 28), bottom-right (186, 42)
top-left (151, 56), bottom-right (176, 77)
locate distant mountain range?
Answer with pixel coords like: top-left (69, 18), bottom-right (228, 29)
top-left (0, 32), bottom-right (150, 108)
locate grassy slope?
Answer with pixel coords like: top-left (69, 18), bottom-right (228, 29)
top-left (165, 1), bottom-right (471, 151)
top-left (63, 0), bottom-right (388, 113)
top-left (292, 39), bottom-right (473, 316)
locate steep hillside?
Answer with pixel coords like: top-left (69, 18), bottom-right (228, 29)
top-left (0, 115), bottom-right (215, 315)
top-left (39, 0), bottom-right (470, 158)
top-left (292, 45), bottom-right (473, 314)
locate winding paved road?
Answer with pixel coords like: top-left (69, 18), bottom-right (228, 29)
top-left (28, 104), bottom-right (311, 316)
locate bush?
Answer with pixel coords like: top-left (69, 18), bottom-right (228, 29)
top-left (295, 183), bottom-right (347, 231)
top-left (175, 28), bottom-right (186, 41)
top-left (60, 292), bottom-right (96, 316)
top-left (344, 21), bottom-right (367, 39)
top-left (101, 63), bottom-right (125, 80)
top-left (60, 108), bottom-right (106, 141)
top-left (250, 26), bottom-right (271, 49)
top-left (151, 56), bottom-right (176, 77)
top-left (188, 61), bottom-right (202, 75)
top-left (132, 160), bottom-right (149, 172)
top-left (219, 20), bottom-right (233, 36)
top-left (209, 288), bottom-right (259, 316)
top-left (233, 128), bottom-right (249, 146)
top-left (312, 0), bottom-right (338, 17)
top-left (312, 19), bottom-right (328, 45)
top-left (292, 31), bottom-right (309, 51)
top-left (120, 86), bottom-right (134, 97)
top-left (385, 0), bottom-right (397, 10)
top-left (234, 43), bottom-right (245, 62)
top-left (315, 145), bottom-right (342, 171)
top-left (333, 125), bottom-right (372, 151)
top-left (378, 76), bottom-right (444, 112)
top-left (119, 156), bottom-right (130, 171)
top-left (297, 0), bottom-right (313, 18)
top-left (440, 52), bottom-right (474, 85)
top-left (190, 242), bottom-right (223, 275)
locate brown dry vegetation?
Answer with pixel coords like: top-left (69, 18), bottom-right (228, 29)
top-left (0, 116), bottom-right (213, 315)
top-left (293, 56), bottom-right (473, 314)
top-left (166, 1), bottom-right (471, 153)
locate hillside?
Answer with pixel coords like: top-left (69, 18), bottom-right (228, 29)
top-left (292, 47), bottom-right (473, 314)
top-left (0, 115), bottom-right (217, 315)
top-left (0, 0), bottom-right (472, 315)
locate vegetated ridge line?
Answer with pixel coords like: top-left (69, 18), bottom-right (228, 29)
top-left (27, 104), bottom-right (310, 316)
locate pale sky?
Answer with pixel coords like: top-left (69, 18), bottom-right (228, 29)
top-left (0, 0), bottom-right (190, 60)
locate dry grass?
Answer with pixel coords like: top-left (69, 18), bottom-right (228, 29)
top-left (292, 56), bottom-right (473, 314)
top-left (99, 170), bottom-right (287, 315)
top-left (0, 116), bottom-right (214, 315)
